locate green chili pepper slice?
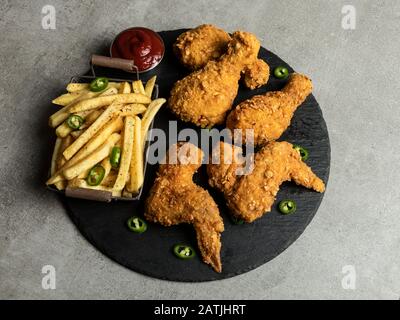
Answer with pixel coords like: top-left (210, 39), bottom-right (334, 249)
top-left (110, 147), bottom-right (121, 168)
top-left (66, 114), bottom-right (84, 130)
top-left (86, 165), bottom-right (105, 186)
top-left (231, 216), bottom-right (244, 225)
top-left (89, 77), bottom-right (109, 92)
top-left (173, 244), bottom-right (196, 259)
top-left (279, 200), bottom-right (297, 215)
top-left (293, 145), bottom-right (309, 161)
top-left (127, 216), bottom-right (147, 233)
top-left (273, 66), bottom-right (289, 79)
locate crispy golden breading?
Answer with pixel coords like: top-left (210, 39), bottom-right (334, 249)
top-left (226, 73), bottom-right (313, 145)
top-left (173, 24), bottom-right (269, 89)
top-left (173, 24), bottom-right (231, 70)
top-left (208, 142), bottom-right (243, 195)
top-left (242, 59), bottom-right (270, 90)
top-left (169, 31), bottom-right (261, 128)
top-left (145, 143), bottom-right (224, 273)
top-left (207, 141), bottom-right (325, 223)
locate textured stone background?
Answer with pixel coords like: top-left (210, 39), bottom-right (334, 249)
top-left (0, 0), bottom-right (399, 299)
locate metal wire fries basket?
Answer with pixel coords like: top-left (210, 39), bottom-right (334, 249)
top-left (47, 57), bottom-right (159, 202)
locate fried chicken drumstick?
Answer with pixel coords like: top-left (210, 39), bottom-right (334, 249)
top-left (145, 143), bottom-right (224, 272)
top-left (226, 73), bottom-right (313, 146)
top-left (207, 141), bottom-right (325, 223)
top-left (173, 24), bottom-right (269, 89)
top-left (169, 31), bottom-right (261, 128)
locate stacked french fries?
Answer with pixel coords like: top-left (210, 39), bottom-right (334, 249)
top-left (47, 76), bottom-right (166, 198)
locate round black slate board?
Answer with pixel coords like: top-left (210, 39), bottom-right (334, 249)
top-left (63, 29), bottom-right (331, 282)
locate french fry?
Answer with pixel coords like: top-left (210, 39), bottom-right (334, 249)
top-left (52, 92), bottom-right (81, 106)
top-left (145, 76), bottom-right (157, 98)
top-left (119, 82), bottom-right (131, 94)
top-left (51, 136), bottom-right (72, 190)
top-left (113, 117), bottom-right (135, 196)
top-left (106, 83), bottom-right (122, 91)
top-left (66, 178), bottom-right (82, 188)
top-left (69, 93), bottom-right (151, 113)
top-left (66, 83), bottom-right (89, 92)
top-left (101, 140), bottom-right (121, 186)
top-left (84, 109), bottom-right (104, 124)
top-left (69, 117), bottom-right (122, 166)
top-left (67, 82), bottom-right (122, 93)
top-left (58, 88), bottom-right (115, 138)
top-left (55, 107), bottom-right (104, 138)
top-left (55, 109), bottom-right (93, 138)
top-left (51, 87), bottom-right (116, 130)
top-left (107, 83), bottom-right (122, 90)
top-left (127, 116), bottom-right (143, 193)
top-left (57, 136), bottom-right (73, 169)
top-left (118, 104), bottom-right (147, 117)
top-left (122, 190), bottom-right (133, 198)
top-left (49, 106), bottom-right (71, 129)
top-left (47, 117), bottom-right (123, 185)
top-left (100, 157), bottom-right (112, 181)
top-left (78, 168), bottom-right (90, 179)
top-left (67, 178), bottom-right (118, 194)
top-left (140, 98), bottom-right (166, 149)
top-left (63, 133), bottom-right (120, 180)
top-left (56, 123), bottom-right (73, 138)
top-left (49, 91), bottom-right (98, 128)
top-left (70, 130), bottom-right (83, 139)
top-left (77, 148), bottom-right (111, 179)
top-left (54, 180), bottom-right (67, 191)
top-left (99, 87), bottom-right (118, 96)
top-left (50, 138), bottom-right (62, 175)
top-left (101, 170), bottom-right (118, 187)
top-left (132, 80), bottom-right (146, 95)
top-left (55, 123), bottom-right (72, 139)
top-left (63, 103), bottom-right (122, 160)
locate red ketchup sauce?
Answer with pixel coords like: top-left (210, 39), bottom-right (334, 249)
top-left (111, 27), bottom-right (164, 72)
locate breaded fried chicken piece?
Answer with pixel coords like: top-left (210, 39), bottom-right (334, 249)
top-left (226, 73), bottom-right (313, 146)
top-left (145, 143), bottom-right (224, 273)
top-left (173, 24), bottom-right (231, 70)
top-left (173, 24), bottom-right (269, 89)
top-left (242, 58), bottom-right (270, 90)
top-left (169, 31), bottom-right (261, 128)
top-left (207, 141), bottom-right (325, 223)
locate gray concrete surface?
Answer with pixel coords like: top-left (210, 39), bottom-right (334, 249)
top-left (0, 0), bottom-right (399, 299)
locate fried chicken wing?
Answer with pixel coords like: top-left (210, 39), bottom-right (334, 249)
top-left (145, 143), bottom-right (224, 272)
top-left (173, 24), bottom-right (269, 89)
top-left (207, 141), bottom-right (325, 223)
top-left (169, 31), bottom-right (261, 128)
top-left (226, 73), bottom-right (313, 145)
